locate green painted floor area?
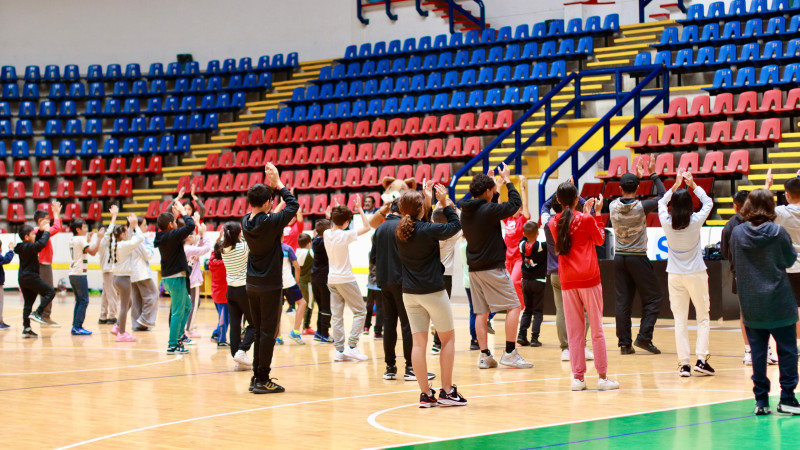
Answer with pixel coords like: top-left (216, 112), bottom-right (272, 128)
top-left (395, 398), bottom-right (800, 449)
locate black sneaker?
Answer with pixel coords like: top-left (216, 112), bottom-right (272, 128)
top-left (249, 376), bottom-right (255, 392)
top-left (107, 318), bottom-right (118, 324)
top-left (374, 332), bottom-right (383, 340)
top-left (28, 312), bottom-right (46, 325)
top-left (404, 366), bottom-right (435, 381)
top-left (383, 365), bottom-right (398, 380)
top-left (22, 328), bottom-right (38, 339)
top-left (634, 338), bottom-right (662, 354)
top-left (167, 345), bottom-right (190, 355)
top-left (694, 358), bottom-right (715, 376)
top-left (98, 318), bottom-right (109, 325)
top-left (530, 338), bottom-right (543, 347)
top-left (419, 389), bottom-right (438, 408)
top-left (755, 405), bottom-right (772, 415)
top-left (679, 364), bottom-right (691, 377)
top-left (469, 340), bottom-right (479, 351)
top-left (778, 398), bottom-right (800, 415)
top-left (516, 336), bottom-right (531, 347)
top-left (253, 378), bottom-right (285, 394)
top-left (620, 345), bottom-right (635, 355)
top-left (438, 385), bottom-right (468, 407)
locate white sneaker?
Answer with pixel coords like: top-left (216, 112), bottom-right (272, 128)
top-left (334, 350), bottom-right (354, 362)
top-left (598, 377), bottom-right (620, 391)
top-left (478, 353), bottom-right (498, 369)
top-left (743, 351), bottom-right (752, 366)
top-left (768, 347), bottom-right (779, 365)
top-left (233, 362), bottom-right (250, 371)
top-left (343, 346), bottom-right (368, 361)
top-left (499, 349), bottom-right (534, 368)
top-left (585, 348), bottom-right (595, 361)
top-left (234, 350), bottom-right (252, 367)
top-left (560, 349), bottom-right (570, 361)
top-left (571, 378), bottom-right (587, 391)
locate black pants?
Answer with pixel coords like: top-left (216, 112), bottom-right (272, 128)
top-left (227, 286), bottom-right (255, 357)
top-left (381, 284), bottom-right (412, 368)
top-left (746, 323), bottom-right (799, 407)
top-left (364, 289), bottom-right (383, 334)
top-left (247, 286), bottom-right (282, 382)
top-left (20, 275), bottom-right (55, 329)
top-left (519, 279), bottom-right (545, 339)
top-left (311, 281), bottom-right (331, 336)
top-left (614, 254), bottom-right (662, 347)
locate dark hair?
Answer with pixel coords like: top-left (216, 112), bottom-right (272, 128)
top-left (70, 219), bottom-right (86, 233)
top-left (523, 220), bottom-right (539, 235)
top-left (395, 191), bottom-right (424, 242)
top-left (298, 233), bottom-right (312, 247)
top-left (390, 199), bottom-right (400, 214)
top-left (19, 224), bottom-right (34, 240)
top-left (469, 173), bottom-right (497, 198)
top-left (732, 190), bottom-right (749, 208)
top-left (247, 183), bottom-right (274, 208)
top-left (111, 225), bottom-right (127, 265)
top-left (157, 212), bottom-right (175, 231)
top-left (222, 221), bottom-right (242, 249)
top-left (668, 189), bottom-right (693, 230)
top-left (213, 241), bottom-right (224, 260)
top-left (33, 210), bottom-right (49, 223)
top-left (138, 216), bottom-right (147, 226)
top-left (330, 205), bottom-right (353, 226)
top-left (785, 177), bottom-right (800, 199)
top-left (363, 196), bottom-right (375, 206)
top-left (431, 208), bottom-right (446, 223)
top-left (555, 183), bottom-right (578, 255)
top-left (315, 218), bottom-right (332, 235)
top-left (741, 188), bottom-right (777, 226)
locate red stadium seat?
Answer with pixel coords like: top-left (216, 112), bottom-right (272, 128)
top-left (63, 202), bottom-right (81, 221)
top-left (391, 141), bottom-right (409, 160)
top-left (730, 91), bottom-right (758, 116)
top-left (309, 169), bottom-right (326, 189)
top-left (649, 124), bottom-right (681, 149)
top-left (248, 172), bottom-right (264, 187)
top-left (249, 128), bottom-right (264, 147)
top-left (463, 136), bottom-right (481, 157)
top-left (420, 115), bottom-right (437, 135)
top-left (145, 200), bottom-right (160, 220)
top-left (750, 118), bottom-right (781, 143)
top-left (38, 159), bottom-right (57, 177)
top-left (311, 194), bottom-right (328, 215)
top-left (7, 181), bottom-right (25, 199)
top-left (676, 152), bottom-right (700, 174)
top-left (597, 156), bottom-right (628, 179)
top-left (494, 110), bottom-right (513, 130)
top-left (263, 148), bottom-right (278, 165)
top-left (204, 174), bottom-right (220, 194)
top-left (13, 160), bottom-right (32, 177)
top-left (456, 112), bottom-right (475, 134)
top-left (776, 88), bottom-right (800, 112)
top-left (437, 114), bottom-right (456, 134)
top-left (323, 145), bottom-right (340, 164)
top-left (444, 138), bottom-right (462, 158)
top-left (280, 170), bottom-right (294, 187)
top-left (338, 122), bottom-right (354, 140)
top-left (147, 156), bottom-right (162, 174)
top-left (231, 197), bottom-right (248, 216)
top-left (374, 142), bottom-right (391, 161)
top-left (403, 117), bottom-right (421, 136)
top-left (294, 170), bottom-right (310, 190)
top-left (128, 156), bottom-right (145, 175)
top-left (397, 165), bottom-right (413, 181)
top-left (340, 144), bottom-right (356, 164)
top-left (344, 167), bottom-right (361, 188)
top-left (262, 127), bottom-right (277, 145)
top-left (308, 146), bottom-right (324, 164)
top-left (277, 148), bottom-right (293, 166)
top-left (32, 181), bottom-right (51, 199)
top-left (688, 95), bottom-right (711, 118)
top-left (277, 126), bottom-right (293, 144)
top-left (36, 202), bottom-right (53, 220)
top-left (716, 150), bottom-right (750, 176)
top-left (636, 179), bottom-right (653, 197)
top-left (408, 140), bottom-right (425, 159)
top-left (234, 150), bottom-right (249, 169)
top-left (0, 160), bottom-right (7, 177)
top-left (369, 119), bottom-right (386, 139)
top-left (7, 204), bottom-right (25, 222)
top-left (79, 179), bottom-right (98, 198)
top-left (603, 181), bottom-right (622, 198)
top-left (646, 213), bottom-right (660, 227)
top-left (322, 123), bottom-right (338, 141)
top-left (190, 175), bottom-right (205, 194)
top-left (630, 154), bottom-right (652, 177)
top-left (204, 153), bottom-right (220, 171)
top-left (704, 93), bottom-right (734, 119)
top-left (231, 129), bottom-right (249, 148)
top-left (219, 174), bottom-right (234, 194)
top-left (385, 118), bottom-right (403, 137)
top-left (297, 195), bottom-right (311, 213)
top-left (326, 168), bottom-right (343, 189)
top-left (216, 197), bottom-right (232, 218)
top-left (654, 152), bottom-right (676, 176)
top-left (681, 122), bottom-right (705, 146)
top-left (657, 97), bottom-right (688, 120)
top-left (426, 139), bottom-right (445, 159)
top-left (56, 180), bottom-right (75, 198)
top-left (379, 165), bottom-right (396, 181)
top-left (476, 111), bottom-right (494, 131)
top-left (331, 193), bottom-right (345, 207)
top-left (232, 173), bottom-right (249, 192)
top-left (291, 146), bottom-right (308, 166)
top-left (292, 125), bottom-right (308, 143)
top-left (62, 159), bottom-right (82, 177)
top-left (86, 202), bottom-right (102, 221)
top-left (758, 89), bottom-right (783, 113)
top-left (356, 143), bottom-right (373, 162)
top-left (308, 124), bottom-right (323, 142)
top-left (361, 166), bottom-right (379, 187)
top-left (696, 151), bottom-right (724, 175)
top-left (100, 179), bottom-right (118, 197)
top-left (627, 126), bottom-right (659, 151)
top-left (107, 157), bottom-right (126, 175)
top-left (87, 157), bottom-right (105, 176)
top-left (432, 163), bottom-right (451, 184)
top-left (219, 151), bottom-right (234, 170)
top-left (204, 198), bottom-right (218, 218)
top-left (580, 182), bottom-right (604, 198)
top-left (353, 120), bottom-right (370, 139)
top-left (247, 149), bottom-right (264, 168)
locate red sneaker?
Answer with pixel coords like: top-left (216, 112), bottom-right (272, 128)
top-left (301, 328), bottom-right (315, 336)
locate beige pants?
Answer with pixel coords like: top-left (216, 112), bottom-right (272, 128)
top-left (101, 271), bottom-right (119, 320)
top-left (668, 271), bottom-right (711, 365)
top-left (403, 290), bottom-right (454, 334)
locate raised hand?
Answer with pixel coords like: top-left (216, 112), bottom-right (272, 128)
top-left (596, 194), bottom-right (604, 216)
top-left (583, 198), bottom-right (596, 215)
top-left (765, 168), bottom-right (774, 189)
top-left (684, 171), bottom-right (696, 189)
top-left (354, 194), bottom-right (362, 212)
top-left (198, 222), bottom-right (207, 236)
top-left (519, 175), bottom-right (527, 191)
top-left (127, 213), bottom-right (138, 227)
top-left (173, 200), bottom-right (187, 217)
top-left (672, 168), bottom-right (685, 191)
top-left (434, 183), bottom-right (448, 206)
top-left (42, 222), bottom-right (51, 233)
top-left (423, 178), bottom-right (434, 197)
top-left (264, 162), bottom-right (280, 187)
top-left (636, 157), bottom-right (645, 178)
top-left (191, 183), bottom-right (198, 199)
top-left (649, 153), bottom-right (656, 175)
top-left (192, 211), bottom-right (201, 224)
top-left (177, 186), bottom-right (186, 200)
top-left (499, 162), bottom-right (511, 182)
top-left (568, 176), bottom-right (574, 185)
top-left (109, 204), bottom-right (119, 216)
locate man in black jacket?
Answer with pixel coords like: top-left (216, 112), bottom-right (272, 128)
top-left (16, 223), bottom-right (54, 339)
top-left (242, 162), bottom-right (298, 394)
top-left (461, 163), bottom-right (532, 370)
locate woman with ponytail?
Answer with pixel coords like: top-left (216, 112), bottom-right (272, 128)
top-left (108, 210), bottom-right (145, 342)
top-left (548, 182), bottom-right (619, 392)
top-left (220, 221), bottom-right (256, 371)
top-left (97, 207), bottom-right (120, 326)
top-left (395, 186), bottom-right (466, 408)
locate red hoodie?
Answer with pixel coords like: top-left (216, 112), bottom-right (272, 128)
top-left (209, 252), bottom-right (228, 304)
top-left (548, 210), bottom-right (605, 291)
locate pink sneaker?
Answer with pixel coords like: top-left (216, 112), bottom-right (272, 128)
top-left (115, 332), bottom-right (136, 342)
top-left (110, 324), bottom-right (119, 335)
top-left (186, 330), bottom-right (201, 339)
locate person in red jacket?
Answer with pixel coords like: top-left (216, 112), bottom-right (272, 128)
top-left (209, 241), bottom-right (229, 348)
top-left (502, 175), bottom-right (530, 308)
top-left (34, 201), bottom-right (63, 327)
top-left (548, 182), bottom-right (619, 392)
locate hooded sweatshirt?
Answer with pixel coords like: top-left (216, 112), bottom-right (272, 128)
top-left (241, 187), bottom-right (298, 289)
top-left (730, 221), bottom-right (798, 329)
top-left (15, 232), bottom-right (50, 281)
top-left (547, 211), bottom-right (605, 290)
top-left (154, 215), bottom-right (195, 278)
top-left (541, 195), bottom-right (588, 275)
top-left (461, 183), bottom-right (521, 272)
top-left (775, 203), bottom-right (800, 273)
top-left (395, 206), bottom-right (461, 294)
top-left (370, 214), bottom-right (403, 288)
top-left (609, 176), bottom-right (666, 254)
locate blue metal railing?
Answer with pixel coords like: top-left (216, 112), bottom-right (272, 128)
top-left (356, 0), bottom-right (430, 25)
top-left (639, 0), bottom-right (686, 23)
top-left (537, 65), bottom-right (670, 211)
top-left (446, 0), bottom-right (485, 34)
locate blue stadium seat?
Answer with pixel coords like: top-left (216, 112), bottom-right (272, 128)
top-left (514, 24), bottom-right (530, 41)
top-left (65, 119), bottom-right (83, 136)
top-left (79, 139), bottom-right (98, 156)
top-left (272, 54), bottom-right (285, 68)
top-left (44, 65), bottom-right (61, 82)
top-left (112, 81), bottom-right (129, 97)
top-left (184, 61), bottom-right (200, 77)
top-left (145, 97), bottom-right (163, 114)
top-left (484, 88), bottom-right (503, 108)
top-left (222, 59), bottom-right (237, 75)
top-left (448, 33), bottom-right (463, 48)
top-left (206, 60), bottom-right (221, 75)
top-left (124, 63), bottom-right (141, 80)
top-left (59, 101), bottom-right (77, 118)
top-left (84, 118), bottom-right (102, 136)
top-left (111, 118), bottom-right (128, 135)
top-left (171, 115), bottom-right (189, 132)
top-left (103, 98), bottom-right (121, 117)
top-left (203, 113), bottom-right (218, 131)
top-left (39, 101), bottom-right (57, 118)
top-left (142, 136), bottom-right (158, 154)
top-left (512, 64), bottom-right (530, 82)
top-left (1, 66), bottom-right (17, 83)
top-left (480, 28), bottom-right (496, 46)
top-left (21, 83), bottom-right (39, 99)
top-left (84, 100), bottom-right (101, 116)
top-left (158, 135), bottom-right (175, 153)
top-left (2, 83), bottom-right (19, 100)
top-left (15, 119), bottom-right (33, 137)
top-left (164, 62), bottom-right (181, 78)
top-left (179, 95), bottom-right (195, 112)
top-left (105, 64), bottom-right (122, 81)
top-left (86, 64), bottom-right (103, 82)
top-left (290, 106), bottom-right (306, 122)
top-left (199, 94), bottom-right (215, 111)
top-left (547, 20), bottom-right (564, 37)
top-left (48, 83), bottom-right (66, 100)
top-left (122, 137), bottom-right (138, 154)
top-left (467, 90), bottom-right (484, 108)
top-left (35, 140), bottom-right (53, 157)
top-left (12, 140), bottom-right (30, 158)
top-left (176, 134), bottom-right (191, 152)
top-left (67, 82), bottom-right (86, 100)
top-left (263, 109), bottom-right (278, 125)
top-left (147, 116), bottom-right (165, 133)
top-left (521, 85), bottom-right (539, 103)
top-left (58, 140), bottom-right (76, 157)
top-left (382, 97), bottom-right (399, 115)
top-left (531, 22), bottom-right (547, 40)
top-left (0, 119), bottom-right (13, 138)
top-left (0, 101), bottom-right (10, 119)
top-left (88, 82), bottom-right (105, 98)
top-left (566, 18), bottom-right (582, 36)
top-left (188, 77), bottom-right (204, 93)
top-left (231, 92), bottom-right (246, 109)
top-left (0, 141), bottom-right (6, 158)
top-left (256, 55), bottom-right (271, 72)
top-left (24, 65), bottom-right (41, 83)
top-left (147, 62), bottom-right (164, 78)
top-left (101, 138), bottom-right (120, 156)
top-left (131, 80), bottom-right (148, 96)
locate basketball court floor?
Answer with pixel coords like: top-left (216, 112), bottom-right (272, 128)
top-left (2, 292), bottom-right (799, 449)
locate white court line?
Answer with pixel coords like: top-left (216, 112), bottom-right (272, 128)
top-left (0, 347), bottom-right (182, 376)
top-left (53, 366), bottom-right (752, 449)
top-left (368, 391), bottom-right (755, 450)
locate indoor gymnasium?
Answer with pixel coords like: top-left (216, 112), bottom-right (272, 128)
top-left (3, 0), bottom-right (800, 448)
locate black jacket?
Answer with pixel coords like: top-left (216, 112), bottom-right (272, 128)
top-left (242, 187), bottom-right (298, 289)
top-left (15, 232), bottom-right (50, 281)
top-left (370, 214), bottom-right (403, 288)
top-left (396, 206), bottom-right (461, 294)
top-left (519, 238), bottom-right (547, 281)
top-left (460, 183), bottom-right (521, 271)
top-left (310, 235), bottom-right (329, 284)
top-left (154, 215), bottom-right (195, 278)
top-left (0, 250), bottom-right (14, 286)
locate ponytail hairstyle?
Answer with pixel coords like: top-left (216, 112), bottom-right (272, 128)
top-left (213, 241), bottom-right (224, 260)
top-left (668, 189), bottom-right (693, 231)
top-left (222, 221), bottom-right (242, 250)
top-left (395, 190), bottom-right (425, 242)
top-left (112, 225), bottom-right (127, 265)
top-left (554, 182), bottom-right (578, 256)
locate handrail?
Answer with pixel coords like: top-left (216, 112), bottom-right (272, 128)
top-left (639, 0), bottom-right (686, 23)
top-left (357, 0), bottom-right (399, 25)
top-left (446, 0), bottom-right (486, 34)
top-left (537, 65), bottom-right (670, 212)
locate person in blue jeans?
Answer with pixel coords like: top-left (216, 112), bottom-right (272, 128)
top-left (730, 189), bottom-right (800, 416)
top-left (68, 219), bottom-right (104, 335)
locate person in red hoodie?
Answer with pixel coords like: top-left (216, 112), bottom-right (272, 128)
top-left (548, 182), bottom-right (619, 392)
top-left (209, 241), bottom-right (230, 348)
top-left (503, 175), bottom-right (530, 308)
top-left (34, 201), bottom-right (63, 327)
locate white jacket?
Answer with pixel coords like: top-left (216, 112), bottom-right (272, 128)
top-left (112, 233), bottom-right (145, 276)
top-left (131, 230), bottom-right (156, 282)
top-left (775, 204), bottom-right (800, 273)
top-left (658, 186), bottom-right (713, 274)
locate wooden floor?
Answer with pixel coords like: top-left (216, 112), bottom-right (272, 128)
top-left (0, 291), bottom-right (782, 449)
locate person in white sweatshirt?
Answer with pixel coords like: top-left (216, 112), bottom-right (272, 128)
top-left (130, 216), bottom-right (159, 331)
top-left (97, 210), bottom-right (119, 326)
top-left (658, 169), bottom-right (715, 378)
top-left (107, 208), bottom-right (145, 342)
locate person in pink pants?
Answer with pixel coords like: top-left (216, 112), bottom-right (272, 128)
top-left (503, 176), bottom-right (530, 307)
top-left (548, 182), bottom-right (619, 392)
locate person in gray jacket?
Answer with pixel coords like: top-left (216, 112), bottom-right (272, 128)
top-left (609, 156), bottom-right (665, 355)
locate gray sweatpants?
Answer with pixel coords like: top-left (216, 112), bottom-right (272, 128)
top-left (40, 264), bottom-right (54, 318)
top-left (113, 276), bottom-right (132, 334)
top-left (101, 271), bottom-right (119, 320)
top-left (131, 278), bottom-right (159, 328)
top-left (328, 281), bottom-right (367, 352)
top-left (551, 272), bottom-right (589, 351)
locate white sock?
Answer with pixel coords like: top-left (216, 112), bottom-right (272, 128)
top-left (745, 345), bottom-right (751, 352)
